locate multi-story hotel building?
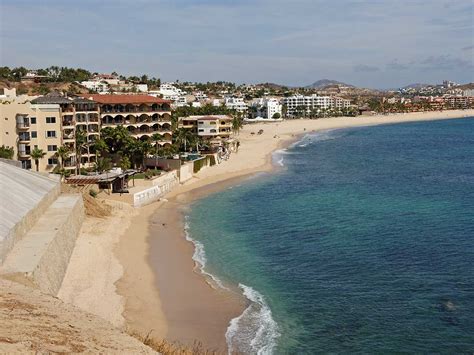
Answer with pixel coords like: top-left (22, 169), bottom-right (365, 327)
top-left (178, 115), bottom-right (233, 143)
top-left (31, 94), bottom-right (100, 171)
top-left (283, 94), bottom-right (351, 116)
top-left (82, 94), bottom-right (173, 146)
top-left (0, 92), bottom-right (99, 172)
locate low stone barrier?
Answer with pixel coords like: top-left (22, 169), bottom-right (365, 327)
top-left (133, 171), bottom-right (179, 207)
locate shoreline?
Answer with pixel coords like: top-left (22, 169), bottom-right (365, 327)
top-left (114, 110), bottom-right (474, 351)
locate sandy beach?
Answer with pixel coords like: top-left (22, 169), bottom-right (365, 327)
top-left (59, 110), bottom-right (474, 351)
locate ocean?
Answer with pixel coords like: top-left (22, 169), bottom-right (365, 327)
top-left (185, 117), bottom-right (474, 354)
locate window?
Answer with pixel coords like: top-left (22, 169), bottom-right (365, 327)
top-left (47, 158), bottom-right (58, 165)
top-left (210, 121), bottom-right (216, 125)
top-left (46, 117), bottom-right (56, 124)
top-left (47, 145), bottom-right (57, 152)
top-left (198, 129), bottom-right (204, 132)
top-left (30, 117), bottom-right (37, 124)
top-left (46, 131), bottom-right (56, 138)
top-left (198, 121), bottom-right (204, 125)
top-left (31, 131), bottom-right (37, 138)
top-left (21, 160), bottom-right (32, 169)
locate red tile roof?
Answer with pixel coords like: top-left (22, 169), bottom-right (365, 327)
top-left (181, 115), bottom-right (233, 121)
top-left (81, 94), bottom-right (172, 105)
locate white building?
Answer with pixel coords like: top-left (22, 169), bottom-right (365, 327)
top-left (80, 80), bottom-right (109, 93)
top-left (282, 94), bottom-right (350, 116)
top-left (212, 99), bottom-right (222, 107)
top-left (92, 74), bottom-right (120, 86)
top-left (157, 83), bottom-right (186, 104)
top-left (194, 91), bottom-right (208, 101)
top-left (225, 97), bottom-right (247, 113)
top-left (248, 98), bottom-right (282, 121)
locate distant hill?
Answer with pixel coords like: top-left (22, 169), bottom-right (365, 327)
top-left (400, 83), bottom-right (432, 90)
top-left (457, 82), bottom-right (474, 89)
top-left (254, 82), bottom-right (288, 90)
top-left (0, 79), bottom-right (89, 96)
top-left (305, 79), bottom-right (354, 89)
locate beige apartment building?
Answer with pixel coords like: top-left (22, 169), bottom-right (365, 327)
top-left (82, 94), bottom-right (173, 146)
top-left (178, 115), bottom-right (233, 144)
top-left (0, 92), bottom-right (99, 172)
top-left (1, 96), bottom-right (61, 171)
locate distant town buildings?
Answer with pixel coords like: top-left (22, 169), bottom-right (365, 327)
top-left (80, 73), bottom-right (148, 94)
top-left (224, 97), bottom-right (247, 113)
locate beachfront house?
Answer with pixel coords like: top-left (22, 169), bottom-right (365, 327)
top-left (178, 115), bottom-right (233, 146)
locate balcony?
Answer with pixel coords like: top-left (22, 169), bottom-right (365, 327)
top-left (62, 106), bottom-right (74, 113)
top-left (18, 149), bottom-right (31, 158)
top-left (63, 134), bottom-right (75, 142)
top-left (63, 119), bottom-right (75, 127)
top-left (18, 133), bottom-right (30, 142)
top-left (101, 105), bottom-right (171, 114)
top-left (16, 116), bottom-right (30, 129)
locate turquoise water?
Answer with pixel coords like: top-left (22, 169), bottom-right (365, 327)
top-left (186, 118), bottom-right (474, 354)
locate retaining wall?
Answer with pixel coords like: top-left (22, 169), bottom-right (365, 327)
top-left (133, 171), bottom-right (179, 207)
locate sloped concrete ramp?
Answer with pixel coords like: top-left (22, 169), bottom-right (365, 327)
top-left (0, 194), bottom-right (84, 295)
top-left (0, 162), bottom-right (60, 263)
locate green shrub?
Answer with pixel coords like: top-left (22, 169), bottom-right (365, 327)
top-left (89, 189), bottom-right (98, 198)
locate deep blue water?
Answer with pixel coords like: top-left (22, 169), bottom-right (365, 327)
top-left (186, 118), bottom-right (474, 354)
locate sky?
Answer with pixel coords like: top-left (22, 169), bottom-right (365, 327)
top-left (0, 0), bottom-right (473, 89)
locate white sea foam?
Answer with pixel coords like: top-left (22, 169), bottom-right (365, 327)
top-left (288, 129), bottom-right (341, 150)
top-left (273, 149), bottom-right (290, 167)
top-left (184, 217), bottom-right (280, 353)
top-left (183, 216), bottom-right (226, 289)
top-left (226, 284), bottom-right (280, 355)
top-left (276, 157), bottom-right (285, 167)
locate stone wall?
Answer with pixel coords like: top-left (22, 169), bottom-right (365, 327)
top-left (133, 171), bottom-right (179, 207)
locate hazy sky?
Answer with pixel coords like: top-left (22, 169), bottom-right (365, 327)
top-left (1, 0), bottom-right (473, 88)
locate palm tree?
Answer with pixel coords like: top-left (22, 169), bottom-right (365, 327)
top-left (151, 133), bottom-right (163, 167)
top-left (174, 128), bottom-right (194, 152)
top-left (232, 115), bottom-right (243, 135)
top-left (140, 140), bottom-right (153, 169)
top-left (95, 157), bottom-right (112, 173)
top-left (75, 129), bottom-right (87, 174)
top-left (92, 138), bottom-right (108, 161)
top-left (31, 147), bottom-right (46, 172)
top-left (55, 145), bottom-right (70, 169)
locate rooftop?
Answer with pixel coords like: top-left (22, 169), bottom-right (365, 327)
top-left (30, 92), bottom-right (72, 105)
top-left (81, 94), bottom-right (172, 105)
top-left (179, 115), bottom-right (233, 121)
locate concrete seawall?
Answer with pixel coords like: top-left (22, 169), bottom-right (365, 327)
top-left (1, 193), bottom-right (85, 296)
top-left (0, 162), bottom-right (61, 264)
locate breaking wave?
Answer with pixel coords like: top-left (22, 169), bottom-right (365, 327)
top-left (226, 284), bottom-right (280, 354)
